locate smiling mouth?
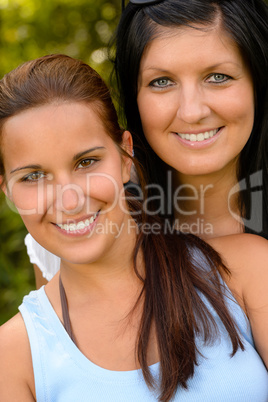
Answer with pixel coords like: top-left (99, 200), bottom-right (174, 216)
top-left (56, 211), bottom-right (99, 232)
top-left (176, 128), bottom-right (221, 142)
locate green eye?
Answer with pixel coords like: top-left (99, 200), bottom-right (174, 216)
top-left (150, 77), bottom-right (174, 88)
top-left (214, 74), bottom-right (225, 81)
top-left (156, 79), bottom-right (169, 86)
top-left (22, 171), bottom-right (45, 182)
top-left (207, 73), bottom-right (231, 83)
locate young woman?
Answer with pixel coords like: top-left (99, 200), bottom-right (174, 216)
top-left (0, 54), bottom-right (267, 401)
top-left (114, 0), bottom-right (268, 239)
top-left (24, 0), bottom-right (268, 286)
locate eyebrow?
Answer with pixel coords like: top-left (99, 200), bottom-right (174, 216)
top-left (204, 62), bottom-right (241, 69)
top-left (141, 61), bottom-right (241, 73)
top-left (10, 147), bottom-right (106, 174)
top-left (73, 147), bottom-right (106, 161)
top-left (10, 164), bottom-right (42, 174)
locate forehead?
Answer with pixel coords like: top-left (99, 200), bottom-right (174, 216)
top-left (2, 102), bottom-right (107, 143)
top-left (140, 23), bottom-right (243, 69)
top-left (1, 102), bottom-right (113, 167)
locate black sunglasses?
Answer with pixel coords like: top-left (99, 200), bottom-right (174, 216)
top-left (121, 0), bottom-right (163, 11)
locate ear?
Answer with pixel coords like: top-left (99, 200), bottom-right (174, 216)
top-left (0, 177), bottom-right (14, 208)
top-left (0, 176), bottom-right (19, 214)
top-left (0, 175), bottom-right (7, 197)
top-left (121, 131), bottom-right (133, 183)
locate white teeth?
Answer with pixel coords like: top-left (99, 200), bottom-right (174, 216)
top-left (57, 212), bottom-right (98, 232)
top-left (76, 222), bottom-right (86, 230)
top-left (189, 134), bottom-right (196, 142)
top-left (177, 129), bottom-right (219, 142)
top-left (197, 133), bottom-right (204, 142)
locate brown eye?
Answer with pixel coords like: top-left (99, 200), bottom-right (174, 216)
top-left (77, 159), bottom-right (95, 168)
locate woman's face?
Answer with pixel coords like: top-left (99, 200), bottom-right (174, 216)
top-left (1, 102), bottom-right (133, 267)
top-left (137, 24), bottom-right (254, 178)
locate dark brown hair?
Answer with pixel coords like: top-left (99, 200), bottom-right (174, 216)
top-left (113, 0), bottom-right (268, 239)
top-left (0, 54), bottom-right (243, 401)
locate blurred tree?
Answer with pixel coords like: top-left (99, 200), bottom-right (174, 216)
top-left (1, 0), bottom-right (267, 325)
top-left (0, 0), bottom-right (120, 325)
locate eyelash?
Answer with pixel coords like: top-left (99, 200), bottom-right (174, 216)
top-left (148, 73), bottom-right (232, 89)
top-left (206, 73), bottom-right (232, 84)
top-left (149, 77), bottom-right (174, 89)
top-left (76, 158), bottom-right (98, 169)
top-left (21, 158), bottom-right (98, 183)
top-left (21, 171), bottom-right (45, 183)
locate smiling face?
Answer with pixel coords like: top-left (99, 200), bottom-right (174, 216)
top-left (1, 102), bottom-right (133, 267)
top-left (137, 23), bottom-right (254, 179)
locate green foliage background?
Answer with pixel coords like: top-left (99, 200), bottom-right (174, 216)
top-left (2, 0), bottom-right (267, 326)
top-left (0, 0), bottom-right (120, 325)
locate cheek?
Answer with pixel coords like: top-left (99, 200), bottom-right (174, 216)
top-left (88, 175), bottom-right (128, 221)
top-left (138, 92), bottom-right (188, 145)
top-left (138, 92), bottom-right (172, 129)
top-left (7, 183), bottom-right (43, 216)
top-left (224, 100), bottom-right (254, 152)
top-left (86, 174), bottom-right (124, 206)
top-left (221, 83), bottom-right (254, 127)
top-left (227, 100), bottom-right (254, 126)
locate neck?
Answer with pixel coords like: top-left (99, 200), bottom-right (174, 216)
top-left (172, 163), bottom-right (244, 239)
top-left (56, 219), bottom-right (143, 304)
top-left (60, 257), bottom-right (143, 303)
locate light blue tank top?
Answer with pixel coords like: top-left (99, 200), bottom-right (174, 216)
top-left (19, 284), bottom-right (268, 402)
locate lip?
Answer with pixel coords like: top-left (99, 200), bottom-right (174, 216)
top-left (56, 213), bottom-right (98, 226)
top-left (172, 127), bottom-right (223, 149)
top-left (53, 211), bottom-right (100, 237)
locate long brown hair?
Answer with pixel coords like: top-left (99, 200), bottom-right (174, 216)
top-left (0, 55), bottom-right (243, 401)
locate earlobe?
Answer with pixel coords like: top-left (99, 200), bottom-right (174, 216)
top-left (121, 131), bottom-right (133, 183)
top-left (0, 177), bottom-right (12, 203)
top-left (0, 176), bottom-right (7, 196)
top-left (0, 178), bottom-right (18, 213)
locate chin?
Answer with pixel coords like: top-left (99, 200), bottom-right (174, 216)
top-left (176, 166), bottom-right (216, 177)
top-left (174, 160), bottom-right (230, 178)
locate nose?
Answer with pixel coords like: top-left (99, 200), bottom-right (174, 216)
top-left (176, 85), bottom-right (210, 124)
top-left (55, 182), bottom-right (85, 215)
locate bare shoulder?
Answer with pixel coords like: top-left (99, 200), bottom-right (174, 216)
top-left (0, 313), bottom-right (35, 401)
top-left (208, 233), bottom-right (268, 368)
top-left (207, 233), bottom-right (268, 295)
top-left (208, 232), bottom-right (268, 249)
top-left (0, 313), bottom-right (29, 356)
top-left (208, 233), bottom-right (268, 272)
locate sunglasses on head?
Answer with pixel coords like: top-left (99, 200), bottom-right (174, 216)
top-left (121, 0), bottom-right (163, 11)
